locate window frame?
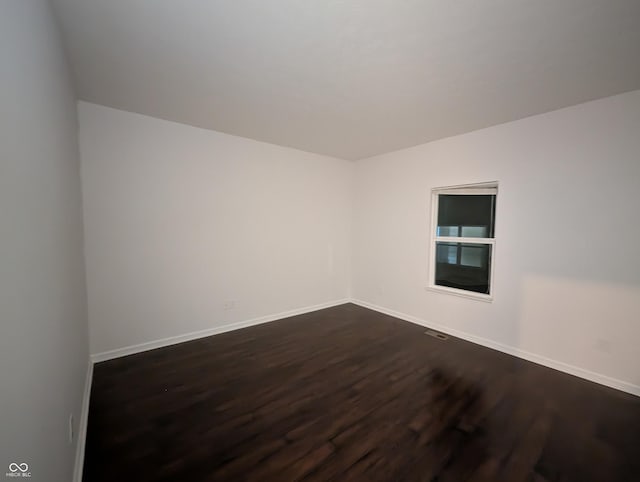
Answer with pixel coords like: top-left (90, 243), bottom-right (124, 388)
top-left (427, 181), bottom-right (498, 302)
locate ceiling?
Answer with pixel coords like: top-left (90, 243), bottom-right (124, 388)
top-left (51, 0), bottom-right (640, 160)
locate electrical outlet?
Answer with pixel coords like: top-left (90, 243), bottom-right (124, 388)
top-left (68, 414), bottom-right (74, 444)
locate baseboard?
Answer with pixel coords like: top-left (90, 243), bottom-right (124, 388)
top-left (90, 299), bottom-right (350, 363)
top-left (351, 298), bottom-right (640, 397)
top-left (73, 359), bottom-right (93, 482)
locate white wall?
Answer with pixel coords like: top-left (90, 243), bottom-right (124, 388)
top-left (79, 102), bottom-right (352, 355)
top-left (0, 1), bottom-right (89, 481)
top-left (353, 90), bottom-right (640, 393)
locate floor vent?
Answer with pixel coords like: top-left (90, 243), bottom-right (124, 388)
top-left (424, 329), bottom-right (448, 341)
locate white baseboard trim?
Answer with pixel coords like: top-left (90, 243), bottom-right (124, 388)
top-left (90, 299), bottom-right (350, 363)
top-left (351, 298), bottom-right (640, 397)
top-left (73, 359), bottom-right (93, 482)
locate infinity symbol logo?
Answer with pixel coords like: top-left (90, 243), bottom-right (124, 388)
top-left (8, 463), bottom-right (28, 473)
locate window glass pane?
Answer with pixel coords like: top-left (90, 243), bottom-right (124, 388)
top-left (460, 226), bottom-right (488, 238)
top-left (437, 195), bottom-right (495, 238)
top-left (460, 245), bottom-right (487, 268)
top-left (436, 243), bottom-right (458, 264)
top-left (435, 242), bottom-right (491, 294)
top-left (437, 226), bottom-right (459, 237)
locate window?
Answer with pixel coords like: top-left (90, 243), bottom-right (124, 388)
top-left (428, 182), bottom-right (497, 300)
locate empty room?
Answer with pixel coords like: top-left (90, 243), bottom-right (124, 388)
top-left (2, 0), bottom-right (640, 481)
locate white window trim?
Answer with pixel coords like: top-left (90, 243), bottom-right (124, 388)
top-left (427, 181), bottom-right (498, 302)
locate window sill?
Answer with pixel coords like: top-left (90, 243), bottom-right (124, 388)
top-left (425, 285), bottom-right (493, 303)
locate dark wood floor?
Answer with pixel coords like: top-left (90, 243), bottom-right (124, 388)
top-left (84, 303), bottom-right (640, 481)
